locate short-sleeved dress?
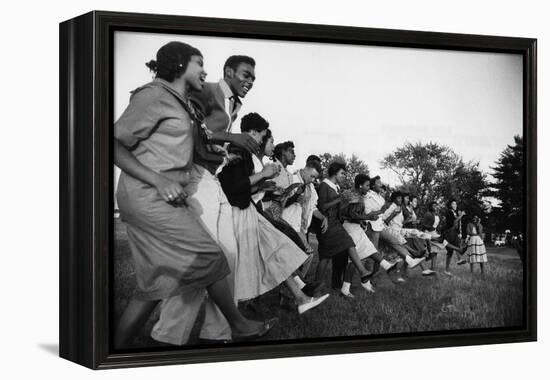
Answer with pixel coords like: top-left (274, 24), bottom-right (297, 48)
top-left (315, 180), bottom-right (355, 258)
top-left (115, 78), bottom-right (229, 301)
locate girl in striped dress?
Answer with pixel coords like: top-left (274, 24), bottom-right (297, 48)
top-left (466, 216), bottom-right (488, 277)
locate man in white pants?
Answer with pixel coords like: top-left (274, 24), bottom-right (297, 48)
top-left (278, 159), bottom-right (328, 293)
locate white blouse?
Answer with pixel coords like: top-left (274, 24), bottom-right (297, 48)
top-left (251, 155), bottom-right (266, 204)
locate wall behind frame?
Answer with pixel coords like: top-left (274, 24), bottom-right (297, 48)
top-left (3, 0), bottom-right (547, 379)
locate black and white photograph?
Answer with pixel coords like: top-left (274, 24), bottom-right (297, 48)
top-left (112, 30), bottom-right (526, 350)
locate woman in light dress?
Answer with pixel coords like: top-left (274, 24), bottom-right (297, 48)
top-left (218, 113), bottom-right (329, 314)
top-left (465, 215), bottom-right (488, 277)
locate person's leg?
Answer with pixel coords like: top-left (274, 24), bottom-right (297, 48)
top-left (430, 253), bottom-right (438, 270)
top-left (331, 252), bottom-right (347, 289)
top-left (389, 242), bottom-right (425, 268)
top-left (206, 278), bottom-right (270, 336)
top-left (402, 261), bottom-right (409, 277)
top-left (444, 241), bottom-right (463, 253)
top-left (285, 277), bottom-right (312, 304)
top-left (284, 277), bottom-right (330, 313)
top-left (369, 252), bottom-right (395, 272)
top-left (340, 262), bottom-right (356, 297)
top-left (316, 257), bottom-right (331, 285)
top-left (366, 228), bottom-right (380, 249)
top-left (196, 186), bottom-right (239, 341)
top-left (405, 245), bottom-right (420, 257)
top-left (470, 263), bottom-right (474, 273)
top-left (445, 248), bottom-right (453, 273)
top-left (115, 298), bottom-right (159, 349)
top-left (151, 289), bottom-right (206, 345)
top-left (426, 239), bottom-right (432, 256)
top-left (347, 247), bottom-right (370, 278)
top-left (480, 263), bottom-right (485, 278)
top-left (298, 250), bottom-right (315, 279)
top-left (344, 247), bottom-right (376, 292)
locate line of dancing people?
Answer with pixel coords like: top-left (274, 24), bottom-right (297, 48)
top-left (114, 41), bottom-right (488, 348)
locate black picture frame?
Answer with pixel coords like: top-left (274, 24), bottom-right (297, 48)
top-left (59, 10), bottom-right (537, 370)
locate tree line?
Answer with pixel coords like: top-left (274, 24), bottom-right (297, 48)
top-left (318, 135), bottom-right (524, 236)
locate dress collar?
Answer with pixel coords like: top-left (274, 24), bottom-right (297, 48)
top-left (151, 78), bottom-right (187, 104)
top-left (323, 178), bottom-right (340, 193)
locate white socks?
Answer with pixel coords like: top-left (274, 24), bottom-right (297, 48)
top-left (294, 276), bottom-right (306, 289)
top-left (405, 256), bottom-right (418, 266)
top-left (341, 282), bottom-right (351, 294)
top-left (380, 260), bottom-right (392, 270)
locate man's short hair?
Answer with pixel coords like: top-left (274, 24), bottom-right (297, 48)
top-left (354, 174), bottom-right (370, 189)
top-left (305, 160), bottom-right (322, 175)
top-left (223, 55), bottom-right (256, 72)
top-left (306, 154), bottom-right (321, 163)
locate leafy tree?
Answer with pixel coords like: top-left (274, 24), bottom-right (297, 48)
top-left (318, 153), bottom-right (369, 191)
top-left (489, 135), bottom-right (524, 233)
top-left (381, 142), bottom-right (489, 221)
top-left (436, 160), bottom-right (490, 224)
top-left (381, 142), bottom-right (460, 203)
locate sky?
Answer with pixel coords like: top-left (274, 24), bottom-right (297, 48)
top-left (114, 31), bottom-right (523, 186)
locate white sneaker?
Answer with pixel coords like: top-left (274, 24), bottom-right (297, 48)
top-left (422, 269), bottom-right (436, 276)
top-left (297, 294), bottom-right (330, 314)
top-left (443, 270), bottom-right (453, 277)
top-left (361, 280), bottom-right (376, 293)
top-left (407, 257), bottom-right (426, 269)
top-left (396, 277), bottom-right (406, 283)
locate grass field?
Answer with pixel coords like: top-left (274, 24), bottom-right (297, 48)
top-left (113, 218), bottom-right (524, 348)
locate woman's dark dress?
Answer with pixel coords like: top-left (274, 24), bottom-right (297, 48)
top-left (443, 209), bottom-right (462, 251)
top-left (316, 181), bottom-right (355, 258)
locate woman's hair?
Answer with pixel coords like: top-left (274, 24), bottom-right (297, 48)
top-left (428, 201), bottom-right (438, 210)
top-left (369, 175), bottom-right (381, 188)
top-left (240, 112), bottom-right (269, 133)
top-left (354, 173), bottom-right (370, 189)
top-left (272, 141), bottom-right (295, 161)
top-left (446, 198), bottom-right (458, 209)
top-left (328, 161), bottom-right (346, 177)
top-left (145, 41), bottom-right (202, 82)
top-left (390, 191), bottom-right (403, 202)
top-left (260, 128), bottom-right (272, 154)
